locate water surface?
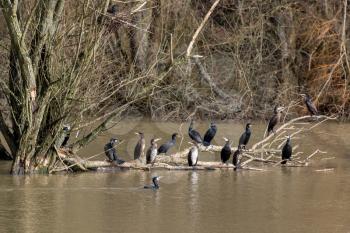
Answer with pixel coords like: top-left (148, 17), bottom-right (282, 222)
top-left (0, 121), bottom-right (349, 233)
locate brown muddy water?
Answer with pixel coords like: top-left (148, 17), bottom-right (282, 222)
top-left (0, 120), bottom-right (350, 233)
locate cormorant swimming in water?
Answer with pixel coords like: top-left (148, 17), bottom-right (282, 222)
top-left (221, 137), bottom-right (232, 164)
top-left (157, 133), bottom-right (178, 155)
top-left (104, 138), bottom-right (124, 164)
top-left (238, 123), bottom-right (251, 149)
top-left (232, 146), bottom-right (243, 169)
top-left (187, 142), bottom-right (199, 166)
top-left (146, 138), bottom-right (161, 164)
top-left (301, 94), bottom-right (318, 116)
top-left (281, 136), bottom-right (292, 164)
top-left (144, 176), bottom-right (160, 189)
top-left (134, 132), bottom-right (145, 160)
top-left (203, 122), bottom-right (217, 146)
top-left (188, 120), bottom-right (203, 144)
top-left (267, 106), bottom-right (284, 136)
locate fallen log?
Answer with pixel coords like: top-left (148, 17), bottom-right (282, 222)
top-left (52, 114), bottom-right (335, 173)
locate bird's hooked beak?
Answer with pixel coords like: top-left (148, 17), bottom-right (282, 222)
top-left (154, 138), bottom-right (161, 142)
top-left (223, 137), bottom-right (229, 142)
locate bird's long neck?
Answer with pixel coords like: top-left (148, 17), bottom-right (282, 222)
top-left (153, 180), bottom-right (159, 188)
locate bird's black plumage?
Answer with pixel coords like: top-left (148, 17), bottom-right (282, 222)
top-left (188, 120), bottom-right (203, 144)
top-left (157, 133), bottom-right (178, 155)
top-left (232, 147), bottom-right (242, 168)
top-left (56, 125), bottom-right (70, 148)
top-left (281, 136), bottom-right (292, 164)
top-left (107, 4), bottom-right (118, 15)
top-left (304, 94), bottom-right (318, 116)
top-left (221, 139), bottom-right (232, 163)
top-left (187, 144), bottom-right (199, 166)
top-left (267, 106), bottom-right (283, 136)
top-left (203, 122), bottom-right (217, 146)
top-left (238, 123), bottom-right (251, 148)
top-left (134, 132), bottom-right (145, 160)
top-left (144, 176), bottom-right (160, 189)
top-left (146, 138), bottom-right (158, 164)
top-left (104, 138), bottom-right (124, 164)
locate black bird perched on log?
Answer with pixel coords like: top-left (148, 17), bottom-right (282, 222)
top-left (232, 146), bottom-right (243, 169)
top-left (134, 132), bottom-right (145, 160)
top-left (187, 142), bottom-right (199, 166)
top-left (301, 94), bottom-right (318, 116)
top-left (238, 123), bottom-right (251, 149)
top-left (104, 138), bottom-right (124, 164)
top-left (188, 120), bottom-right (203, 144)
top-left (221, 137), bottom-right (232, 164)
top-left (281, 136), bottom-right (292, 164)
top-left (203, 122), bottom-right (217, 146)
top-left (144, 176), bottom-right (161, 190)
top-left (146, 138), bottom-right (161, 164)
top-left (157, 133), bottom-right (178, 155)
top-left (55, 125), bottom-right (71, 148)
top-left (267, 106), bottom-right (284, 136)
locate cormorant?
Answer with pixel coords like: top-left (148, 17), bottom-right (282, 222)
top-left (232, 146), bottom-right (242, 168)
top-left (56, 125), bottom-right (71, 148)
top-left (107, 4), bottom-right (118, 15)
top-left (144, 176), bottom-right (160, 189)
top-left (221, 137), bottom-right (232, 164)
top-left (187, 142), bottom-right (199, 166)
top-left (281, 136), bottom-right (292, 164)
top-left (301, 94), bottom-right (318, 116)
top-left (203, 122), bottom-right (217, 146)
top-left (238, 123), bottom-right (251, 149)
top-left (267, 106), bottom-right (284, 136)
top-left (146, 138), bottom-right (161, 164)
top-left (188, 120), bottom-right (203, 144)
top-left (157, 133), bottom-right (178, 155)
top-left (61, 125), bottom-right (71, 147)
top-left (134, 132), bottom-right (145, 160)
top-left (97, 4), bottom-right (118, 24)
top-left (104, 138), bottom-right (124, 164)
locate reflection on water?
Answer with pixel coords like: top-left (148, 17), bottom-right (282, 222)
top-left (0, 121), bottom-right (350, 233)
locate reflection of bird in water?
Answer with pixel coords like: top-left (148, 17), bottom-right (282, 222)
top-left (221, 137), bottom-right (232, 164)
top-left (301, 94), bottom-right (318, 116)
top-left (146, 138), bottom-right (161, 165)
top-left (188, 120), bottom-right (203, 144)
top-left (157, 133), bottom-right (178, 155)
top-left (187, 142), bottom-right (199, 166)
top-left (134, 132), bottom-right (145, 160)
top-left (144, 176), bottom-right (160, 190)
top-left (203, 122), bottom-right (217, 146)
top-left (281, 136), bottom-right (292, 164)
top-left (238, 123), bottom-right (251, 149)
top-left (232, 146), bottom-right (243, 170)
top-left (104, 138), bottom-right (124, 164)
top-left (267, 106), bottom-right (284, 136)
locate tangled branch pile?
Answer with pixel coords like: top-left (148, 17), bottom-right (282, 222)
top-left (54, 115), bottom-right (336, 173)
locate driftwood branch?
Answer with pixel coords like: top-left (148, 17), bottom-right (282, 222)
top-left (55, 114), bottom-right (335, 173)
